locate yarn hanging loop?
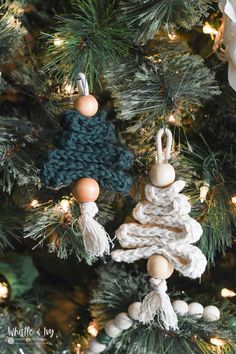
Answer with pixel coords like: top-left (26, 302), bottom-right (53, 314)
top-left (156, 128), bottom-right (173, 164)
top-left (77, 72), bottom-right (89, 96)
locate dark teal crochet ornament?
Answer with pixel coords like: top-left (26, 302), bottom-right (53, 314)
top-left (40, 109), bottom-right (133, 193)
top-left (40, 73), bottom-right (133, 259)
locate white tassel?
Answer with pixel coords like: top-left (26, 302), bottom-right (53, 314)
top-left (139, 278), bottom-right (178, 331)
top-left (78, 202), bottom-right (112, 257)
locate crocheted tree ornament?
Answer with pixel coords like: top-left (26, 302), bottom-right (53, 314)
top-left (40, 73), bottom-right (133, 258)
top-left (111, 128), bottom-right (207, 330)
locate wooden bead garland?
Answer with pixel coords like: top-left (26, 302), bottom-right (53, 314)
top-left (84, 300), bottom-right (221, 353)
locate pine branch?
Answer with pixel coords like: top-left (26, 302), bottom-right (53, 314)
top-left (174, 142), bottom-right (236, 265)
top-left (120, 0), bottom-right (211, 43)
top-left (43, 0), bottom-right (130, 89)
top-left (107, 44), bottom-right (220, 133)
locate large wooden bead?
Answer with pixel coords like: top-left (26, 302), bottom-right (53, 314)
top-left (147, 254), bottom-right (174, 279)
top-left (128, 302), bottom-right (141, 321)
top-left (149, 163), bottom-right (175, 188)
top-left (73, 95), bottom-right (98, 117)
top-left (114, 312), bottom-right (133, 330)
top-left (203, 305), bottom-right (220, 322)
top-left (72, 178), bottom-right (100, 203)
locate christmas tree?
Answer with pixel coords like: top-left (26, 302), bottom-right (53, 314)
top-left (0, 0), bottom-right (236, 353)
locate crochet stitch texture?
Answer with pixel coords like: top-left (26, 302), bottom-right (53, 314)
top-left (40, 110), bottom-right (133, 193)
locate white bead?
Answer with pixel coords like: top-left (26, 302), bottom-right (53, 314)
top-left (172, 300), bottom-right (188, 316)
top-left (128, 302), bottom-right (141, 321)
top-left (188, 302), bottom-right (204, 318)
top-left (114, 312), bottom-right (133, 330)
top-left (203, 305), bottom-right (220, 322)
top-left (89, 339), bottom-right (106, 353)
top-left (104, 320), bottom-right (122, 338)
top-left (149, 163), bottom-right (175, 188)
top-left (147, 254), bottom-right (174, 279)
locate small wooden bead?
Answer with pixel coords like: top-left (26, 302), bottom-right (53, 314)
top-left (128, 302), bottom-right (141, 321)
top-left (89, 339), bottom-right (106, 353)
top-left (147, 254), bottom-right (174, 279)
top-left (72, 178), bottom-right (100, 203)
top-left (73, 95), bottom-right (98, 117)
top-left (172, 300), bottom-right (188, 316)
top-left (104, 320), bottom-right (122, 338)
top-left (149, 163), bottom-right (175, 188)
top-left (114, 312), bottom-right (133, 330)
top-left (188, 302), bottom-right (204, 318)
top-left (203, 305), bottom-right (220, 322)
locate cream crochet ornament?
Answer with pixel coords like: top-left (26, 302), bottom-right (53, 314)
top-left (111, 128), bottom-right (207, 331)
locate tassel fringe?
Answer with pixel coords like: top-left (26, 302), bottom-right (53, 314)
top-left (78, 202), bottom-right (112, 257)
top-left (139, 278), bottom-right (178, 331)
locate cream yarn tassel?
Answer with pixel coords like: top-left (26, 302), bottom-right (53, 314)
top-left (79, 202), bottom-right (112, 257)
top-left (139, 278), bottom-right (178, 330)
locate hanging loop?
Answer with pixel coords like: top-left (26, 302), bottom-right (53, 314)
top-left (77, 73), bottom-right (89, 96)
top-left (156, 128), bottom-right (173, 164)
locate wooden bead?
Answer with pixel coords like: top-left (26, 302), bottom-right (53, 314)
top-left (172, 300), bottom-right (188, 316)
top-left (188, 302), bottom-right (204, 318)
top-left (128, 302), bottom-right (141, 321)
top-left (114, 312), bottom-right (133, 330)
top-left (203, 305), bottom-right (220, 322)
top-left (104, 320), bottom-right (121, 338)
top-left (72, 178), bottom-right (100, 203)
top-left (149, 163), bottom-right (175, 188)
top-left (73, 95), bottom-right (98, 117)
top-left (147, 254), bottom-right (174, 279)
top-left (89, 339), bottom-right (106, 353)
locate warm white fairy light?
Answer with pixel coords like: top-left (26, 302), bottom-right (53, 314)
top-left (74, 343), bottom-right (81, 354)
top-left (168, 32), bottom-right (177, 41)
top-left (87, 322), bottom-right (98, 337)
top-left (210, 337), bottom-right (226, 347)
top-left (203, 22), bottom-right (218, 40)
top-left (221, 288), bottom-right (236, 298)
top-left (166, 114), bottom-right (176, 123)
top-left (30, 199), bottom-right (39, 208)
top-left (232, 195), bottom-right (236, 205)
top-left (64, 83), bottom-right (74, 94)
top-left (200, 185), bottom-right (209, 203)
top-left (0, 282), bottom-right (9, 302)
top-left (59, 199), bottom-right (71, 213)
top-left (54, 37), bottom-right (64, 46)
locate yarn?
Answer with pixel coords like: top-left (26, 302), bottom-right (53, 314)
top-left (40, 110), bottom-right (133, 192)
top-left (112, 181), bottom-right (207, 279)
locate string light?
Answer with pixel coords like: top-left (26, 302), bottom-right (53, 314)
top-left (203, 22), bottom-right (218, 40)
top-left (87, 322), bottom-right (98, 337)
top-left (210, 337), bottom-right (226, 347)
top-left (200, 184), bottom-right (209, 203)
top-left (0, 281), bottom-right (9, 303)
top-left (64, 83), bottom-right (74, 94)
top-left (168, 32), bottom-right (177, 41)
top-left (74, 343), bottom-right (81, 354)
top-left (59, 199), bottom-right (71, 213)
top-left (221, 288), bottom-right (236, 298)
top-left (54, 37), bottom-right (64, 46)
top-left (30, 199), bottom-right (39, 208)
top-left (166, 114), bottom-right (176, 123)
top-left (231, 195), bottom-right (236, 205)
